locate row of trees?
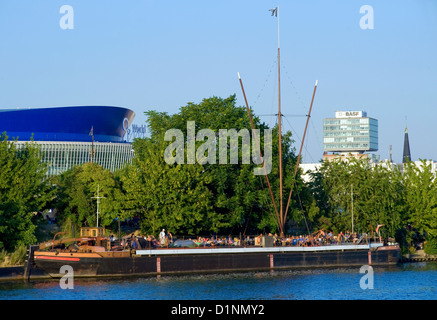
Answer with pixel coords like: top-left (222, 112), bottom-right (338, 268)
top-left (308, 158), bottom-right (437, 253)
top-left (1, 95), bottom-right (436, 254)
top-left (0, 134), bottom-right (51, 251)
top-left (54, 95), bottom-right (306, 237)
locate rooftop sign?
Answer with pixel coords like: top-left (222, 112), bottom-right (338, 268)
top-left (335, 111), bottom-right (367, 118)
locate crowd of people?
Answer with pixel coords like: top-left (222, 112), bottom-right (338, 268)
top-left (109, 228), bottom-right (373, 250)
top-left (272, 230), bottom-right (365, 247)
top-left (110, 229), bottom-right (174, 250)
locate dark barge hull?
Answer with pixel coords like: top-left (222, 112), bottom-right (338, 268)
top-left (33, 245), bottom-right (401, 279)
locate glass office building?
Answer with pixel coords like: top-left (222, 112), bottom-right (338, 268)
top-left (323, 111), bottom-right (378, 153)
top-left (1, 106), bottom-right (135, 176)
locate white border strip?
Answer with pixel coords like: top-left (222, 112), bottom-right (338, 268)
top-left (136, 243), bottom-right (383, 256)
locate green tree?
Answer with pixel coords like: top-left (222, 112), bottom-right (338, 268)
top-left (309, 158), bottom-right (404, 237)
top-left (308, 159), bottom-right (351, 232)
top-left (120, 137), bottom-right (215, 235)
top-left (52, 162), bottom-right (125, 232)
top-left (120, 95), bottom-right (306, 236)
top-left (402, 160), bottom-right (437, 240)
top-left (0, 134), bottom-right (50, 250)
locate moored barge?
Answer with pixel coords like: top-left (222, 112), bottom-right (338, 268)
top-left (29, 227), bottom-right (401, 279)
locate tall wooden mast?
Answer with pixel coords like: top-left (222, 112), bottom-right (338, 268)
top-left (270, 6), bottom-right (284, 236)
top-left (276, 6), bottom-right (284, 236)
top-left (239, 6), bottom-right (318, 236)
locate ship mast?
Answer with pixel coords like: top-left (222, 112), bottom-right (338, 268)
top-left (271, 6), bottom-right (318, 235)
top-left (269, 6), bottom-right (284, 236)
top-left (240, 7), bottom-right (318, 236)
top-left (275, 6), bottom-right (284, 237)
top-left (91, 184), bottom-right (105, 228)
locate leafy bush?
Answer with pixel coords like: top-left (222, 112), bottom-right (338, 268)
top-left (424, 238), bottom-right (437, 255)
top-left (0, 249), bottom-right (7, 266)
top-left (9, 245), bottom-right (27, 266)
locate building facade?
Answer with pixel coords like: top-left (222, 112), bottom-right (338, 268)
top-left (0, 106), bottom-right (135, 175)
top-left (323, 111), bottom-right (378, 154)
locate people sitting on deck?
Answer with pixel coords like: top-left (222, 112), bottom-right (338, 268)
top-left (121, 238), bottom-right (128, 249)
top-left (144, 235), bottom-right (159, 248)
top-left (305, 235), bottom-right (313, 247)
top-left (142, 228), bottom-right (371, 251)
top-left (337, 232), bottom-right (344, 244)
top-left (352, 232), bottom-right (358, 244)
top-left (167, 232), bottom-right (173, 246)
top-left (345, 230), bottom-right (351, 242)
top-left (130, 235), bottom-right (139, 249)
top-left (298, 235), bottom-right (304, 246)
top-left (244, 236), bottom-right (254, 246)
top-left (255, 234), bottom-right (262, 246)
top-left (137, 236), bottom-right (147, 249)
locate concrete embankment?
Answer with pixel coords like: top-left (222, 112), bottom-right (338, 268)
top-left (401, 250), bottom-right (437, 262)
top-left (0, 266), bottom-right (50, 281)
top-left (0, 266), bottom-right (25, 280)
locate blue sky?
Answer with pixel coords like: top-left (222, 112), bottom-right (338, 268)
top-left (0, 0), bottom-right (436, 163)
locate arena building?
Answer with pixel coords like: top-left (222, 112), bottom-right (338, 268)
top-left (0, 106), bottom-right (135, 176)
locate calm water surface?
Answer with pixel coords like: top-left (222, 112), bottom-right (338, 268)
top-left (0, 262), bottom-right (436, 300)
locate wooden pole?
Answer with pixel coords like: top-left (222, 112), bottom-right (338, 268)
top-left (238, 72), bottom-right (281, 232)
top-left (278, 46), bottom-right (283, 235)
top-left (276, 6), bottom-right (284, 236)
top-left (351, 184), bottom-right (354, 234)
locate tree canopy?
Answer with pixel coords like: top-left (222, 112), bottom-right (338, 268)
top-left (119, 95), bottom-right (306, 236)
top-left (51, 162), bottom-right (125, 233)
top-left (0, 134), bottom-right (50, 250)
top-left (308, 158), bottom-right (437, 253)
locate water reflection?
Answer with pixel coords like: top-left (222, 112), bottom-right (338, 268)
top-left (0, 262), bottom-right (436, 300)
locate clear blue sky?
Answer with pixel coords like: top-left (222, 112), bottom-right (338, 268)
top-left (1, 0), bottom-right (436, 163)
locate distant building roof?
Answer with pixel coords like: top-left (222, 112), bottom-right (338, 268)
top-left (403, 126), bottom-right (411, 163)
top-left (0, 106), bottom-right (135, 143)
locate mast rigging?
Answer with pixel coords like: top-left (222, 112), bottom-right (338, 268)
top-left (239, 6), bottom-right (318, 236)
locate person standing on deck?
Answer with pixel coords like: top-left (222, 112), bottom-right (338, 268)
top-left (159, 229), bottom-right (166, 247)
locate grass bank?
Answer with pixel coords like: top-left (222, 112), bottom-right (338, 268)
top-left (0, 245), bottom-right (27, 267)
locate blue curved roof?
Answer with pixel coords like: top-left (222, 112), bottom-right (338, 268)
top-left (0, 106), bottom-right (135, 142)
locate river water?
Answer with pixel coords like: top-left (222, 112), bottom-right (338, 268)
top-left (0, 262), bottom-right (436, 301)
